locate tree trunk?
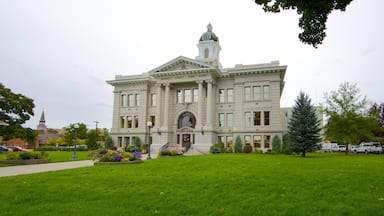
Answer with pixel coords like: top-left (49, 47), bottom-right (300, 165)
top-left (302, 150), bottom-right (306, 157)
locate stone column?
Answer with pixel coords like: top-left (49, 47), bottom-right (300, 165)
top-left (197, 81), bottom-right (204, 126)
top-left (163, 83), bottom-right (170, 128)
top-left (206, 80), bottom-right (213, 128)
top-left (156, 84), bottom-right (162, 127)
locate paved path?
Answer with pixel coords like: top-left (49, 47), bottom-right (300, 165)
top-left (0, 160), bottom-right (94, 178)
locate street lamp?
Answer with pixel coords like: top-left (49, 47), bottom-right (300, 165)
top-left (147, 121), bottom-right (153, 160)
top-left (73, 123), bottom-right (79, 159)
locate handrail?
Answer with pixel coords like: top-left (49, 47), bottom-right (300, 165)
top-left (185, 142), bottom-right (192, 152)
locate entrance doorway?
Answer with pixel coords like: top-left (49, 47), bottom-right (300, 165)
top-left (182, 134), bottom-right (190, 148)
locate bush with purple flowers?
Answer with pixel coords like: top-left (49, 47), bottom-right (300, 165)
top-left (94, 149), bottom-right (142, 162)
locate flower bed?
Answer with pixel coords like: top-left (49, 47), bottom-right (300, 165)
top-left (0, 151), bottom-right (50, 164)
top-left (92, 149), bottom-right (142, 165)
top-left (159, 147), bottom-right (184, 157)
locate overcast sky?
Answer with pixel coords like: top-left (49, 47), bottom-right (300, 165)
top-left (1, 0), bottom-right (383, 130)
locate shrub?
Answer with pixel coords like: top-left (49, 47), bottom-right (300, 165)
top-left (226, 146), bottom-right (233, 153)
top-left (210, 143), bottom-right (224, 153)
top-left (5, 152), bottom-right (18, 160)
top-left (126, 145), bottom-right (140, 153)
top-left (243, 144), bottom-right (253, 153)
top-left (18, 152), bottom-right (32, 160)
top-left (234, 136), bottom-right (243, 153)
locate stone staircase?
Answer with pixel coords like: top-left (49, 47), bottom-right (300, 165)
top-left (183, 145), bottom-right (209, 156)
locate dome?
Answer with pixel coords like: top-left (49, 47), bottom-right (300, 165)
top-left (199, 23), bottom-right (219, 42)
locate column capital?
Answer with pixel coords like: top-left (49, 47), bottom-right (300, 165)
top-left (196, 80), bottom-right (204, 85)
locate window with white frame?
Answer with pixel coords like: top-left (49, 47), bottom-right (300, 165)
top-left (263, 85), bottom-right (270, 100)
top-left (151, 93), bottom-right (156, 106)
top-left (218, 113), bottom-right (225, 127)
top-left (193, 88), bottom-right (198, 102)
top-left (253, 86), bottom-right (261, 100)
top-left (135, 94), bottom-right (140, 106)
top-left (128, 94), bottom-right (135, 107)
top-left (244, 87), bottom-right (251, 101)
top-left (219, 89), bottom-right (225, 103)
top-left (245, 112), bottom-right (251, 126)
top-left (227, 113), bottom-right (233, 127)
top-left (254, 111), bottom-right (261, 126)
top-left (184, 89), bottom-right (191, 103)
top-left (227, 88), bottom-right (233, 103)
top-left (264, 111), bottom-right (270, 126)
top-left (177, 89), bottom-right (183, 103)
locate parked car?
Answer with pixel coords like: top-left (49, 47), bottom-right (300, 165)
top-left (7, 146), bottom-right (26, 152)
top-left (0, 146), bottom-right (10, 153)
top-left (321, 143), bottom-right (339, 152)
top-left (338, 145), bottom-right (346, 152)
top-left (370, 142), bottom-right (383, 154)
top-left (350, 146), bottom-right (358, 153)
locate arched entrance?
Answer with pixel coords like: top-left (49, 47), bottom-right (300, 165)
top-left (177, 112), bottom-right (196, 148)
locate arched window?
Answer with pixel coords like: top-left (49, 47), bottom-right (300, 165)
top-left (178, 112), bottom-right (196, 129)
top-left (204, 48), bottom-right (209, 58)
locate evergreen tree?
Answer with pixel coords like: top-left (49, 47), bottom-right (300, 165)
top-left (288, 92), bottom-right (322, 157)
top-left (272, 135), bottom-right (282, 153)
top-left (104, 135), bottom-right (113, 149)
top-left (234, 135), bottom-right (243, 153)
top-left (86, 130), bottom-right (98, 150)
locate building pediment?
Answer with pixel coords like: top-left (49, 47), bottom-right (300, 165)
top-left (148, 56), bottom-right (217, 74)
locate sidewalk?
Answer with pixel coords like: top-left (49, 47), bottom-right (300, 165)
top-left (0, 160), bottom-right (94, 178)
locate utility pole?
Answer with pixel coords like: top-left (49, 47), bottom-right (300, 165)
top-left (94, 121), bottom-right (99, 141)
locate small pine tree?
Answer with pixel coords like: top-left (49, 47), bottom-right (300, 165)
top-left (234, 135), bottom-right (243, 153)
top-left (272, 135), bottom-right (282, 153)
top-left (104, 136), bottom-right (113, 149)
top-left (86, 130), bottom-right (98, 150)
top-left (287, 92), bottom-right (322, 157)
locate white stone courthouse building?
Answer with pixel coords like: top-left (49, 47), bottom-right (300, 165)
top-left (107, 24), bottom-right (287, 153)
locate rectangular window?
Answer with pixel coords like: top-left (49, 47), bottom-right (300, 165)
top-left (150, 115), bottom-right (156, 127)
top-left (264, 111), bottom-right (270, 126)
top-left (219, 113), bottom-right (225, 127)
top-left (244, 135), bottom-right (251, 145)
top-left (227, 88), bottom-right (233, 103)
top-left (134, 115), bottom-right (139, 128)
top-left (264, 135), bottom-right (271, 148)
top-left (254, 111), bottom-right (261, 126)
top-left (244, 87), bottom-right (251, 101)
top-left (117, 137), bottom-right (122, 147)
top-left (128, 94), bottom-right (135, 107)
top-left (263, 85), bottom-right (270, 100)
top-left (218, 136), bottom-right (225, 144)
top-left (193, 88), bottom-right (198, 102)
top-left (121, 94), bottom-right (127, 107)
top-left (177, 89), bottom-right (183, 103)
top-left (253, 86), bottom-right (261, 100)
top-left (227, 136), bottom-right (233, 148)
top-left (124, 137), bottom-right (130, 146)
top-left (120, 117), bottom-right (125, 128)
top-left (127, 116), bottom-right (132, 128)
top-left (135, 94), bottom-right (140, 106)
top-left (245, 112), bottom-right (251, 126)
top-left (227, 113), bottom-right (233, 128)
top-left (151, 93), bottom-right (156, 106)
top-left (219, 89), bottom-right (225, 103)
top-left (253, 135), bottom-right (261, 148)
top-left (184, 89), bottom-right (191, 103)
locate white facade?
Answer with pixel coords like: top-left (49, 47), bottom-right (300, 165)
top-left (107, 24), bottom-right (287, 153)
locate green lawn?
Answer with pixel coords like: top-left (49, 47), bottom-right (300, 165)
top-left (0, 153), bottom-right (383, 215)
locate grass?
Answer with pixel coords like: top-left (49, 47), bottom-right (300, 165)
top-left (0, 153), bottom-right (383, 215)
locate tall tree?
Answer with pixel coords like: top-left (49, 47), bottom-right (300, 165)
top-left (288, 92), bottom-right (322, 157)
top-left (63, 123), bottom-right (88, 145)
top-left (0, 83), bottom-right (35, 140)
top-left (254, 0), bottom-right (353, 48)
top-left (322, 82), bottom-right (381, 147)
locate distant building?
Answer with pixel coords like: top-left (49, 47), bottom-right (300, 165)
top-left (107, 24), bottom-right (288, 153)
